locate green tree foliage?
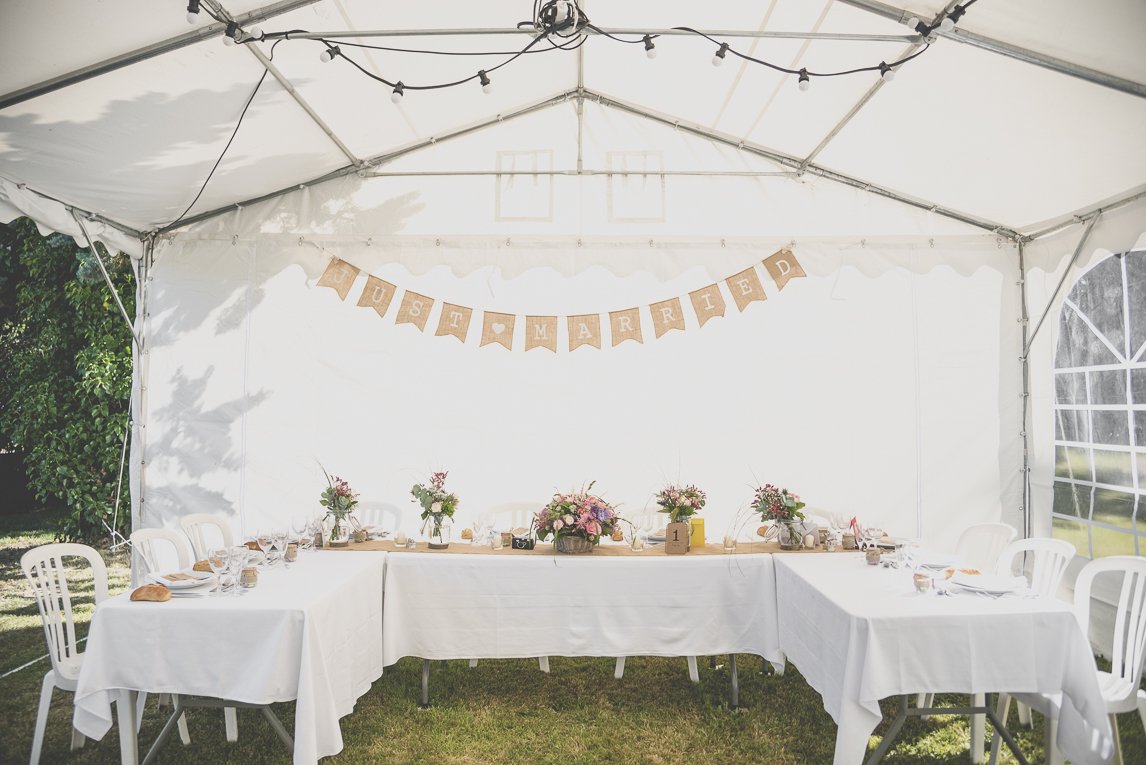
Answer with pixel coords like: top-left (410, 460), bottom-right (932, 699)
top-left (0, 218), bottom-right (135, 541)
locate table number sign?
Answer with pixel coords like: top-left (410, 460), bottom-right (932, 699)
top-left (665, 522), bottom-right (690, 555)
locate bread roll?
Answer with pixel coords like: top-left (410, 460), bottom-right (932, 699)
top-left (757, 525), bottom-right (769, 538)
top-left (131, 584), bottom-right (171, 602)
top-left (611, 529), bottom-right (624, 541)
top-left (192, 560), bottom-right (212, 572)
top-left (461, 528), bottom-right (473, 540)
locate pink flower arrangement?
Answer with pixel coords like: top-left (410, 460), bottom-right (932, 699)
top-left (751, 484), bottom-right (806, 523)
top-left (533, 482), bottom-right (617, 545)
top-left (656, 484), bottom-right (706, 524)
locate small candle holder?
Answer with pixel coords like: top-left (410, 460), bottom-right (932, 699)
top-left (723, 536), bottom-right (737, 552)
top-left (405, 538), bottom-right (417, 550)
top-left (239, 567), bottom-right (258, 589)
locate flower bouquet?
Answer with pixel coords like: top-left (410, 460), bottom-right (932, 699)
top-left (320, 469), bottom-right (358, 546)
top-left (532, 482), bottom-right (617, 554)
top-left (411, 471), bottom-right (458, 548)
top-left (656, 484), bottom-right (706, 524)
top-left (751, 484), bottom-right (807, 550)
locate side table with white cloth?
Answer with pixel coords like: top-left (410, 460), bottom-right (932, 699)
top-left (72, 551), bottom-right (387, 765)
top-left (774, 553), bottom-right (1113, 765)
top-left (381, 548), bottom-right (786, 707)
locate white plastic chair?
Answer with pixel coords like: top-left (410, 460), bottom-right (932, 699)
top-left (612, 507), bottom-right (701, 683)
top-left (21, 543), bottom-right (108, 765)
top-left (128, 530), bottom-right (194, 746)
top-left (355, 502), bottom-right (402, 533)
top-left (179, 513), bottom-right (234, 561)
top-left (918, 522), bottom-right (1017, 762)
top-left (470, 503), bottom-right (549, 672)
top-left (1006, 556), bottom-right (1146, 765)
top-left (984, 537), bottom-right (1076, 764)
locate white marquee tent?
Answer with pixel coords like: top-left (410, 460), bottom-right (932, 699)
top-left (1, 0), bottom-right (1145, 571)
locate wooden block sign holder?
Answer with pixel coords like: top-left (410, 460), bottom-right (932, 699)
top-left (665, 522), bottom-right (690, 554)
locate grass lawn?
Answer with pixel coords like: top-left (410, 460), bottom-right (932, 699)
top-left (1, 509), bottom-right (1143, 764)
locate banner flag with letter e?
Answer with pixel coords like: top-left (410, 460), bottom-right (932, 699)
top-left (525, 316), bottom-right (558, 352)
top-left (726, 266), bottom-right (768, 312)
top-left (316, 258), bottom-right (360, 301)
top-left (436, 303), bottom-right (473, 343)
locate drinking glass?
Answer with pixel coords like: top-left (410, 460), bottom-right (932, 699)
top-left (209, 548), bottom-right (233, 596)
top-left (273, 529), bottom-right (289, 567)
top-left (292, 515), bottom-right (309, 546)
top-left (257, 527), bottom-right (277, 568)
top-left (227, 546), bottom-right (248, 595)
top-left (298, 520), bottom-right (315, 552)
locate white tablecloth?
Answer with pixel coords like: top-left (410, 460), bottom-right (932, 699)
top-left (73, 551), bottom-right (387, 765)
top-left (382, 550), bottom-right (783, 666)
top-left (774, 554), bottom-right (1112, 765)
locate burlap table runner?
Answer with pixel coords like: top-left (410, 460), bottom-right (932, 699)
top-left (322, 540), bottom-right (851, 556)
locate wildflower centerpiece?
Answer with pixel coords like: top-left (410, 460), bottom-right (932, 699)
top-left (320, 470), bottom-right (359, 547)
top-left (751, 483), bottom-right (807, 550)
top-left (532, 482), bottom-right (617, 554)
top-left (656, 484), bottom-right (706, 524)
top-left (411, 471), bottom-right (459, 549)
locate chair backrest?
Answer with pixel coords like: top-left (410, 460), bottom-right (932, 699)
top-left (355, 502), bottom-right (402, 532)
top-left (994, 537), bottom-right (1075, 597)
top-left (1074, 556), bottom-right (1146, 694)
top-left (955, 522), bottom-right (1018, 572)
top-left (21, 544), bottom-right (108, 677)
top-left (483, 503), bottom-right (539, 531)
top-left (131, 528), bottom-right (190, 576)
top-left (180, 514), bottom-right (234, 560)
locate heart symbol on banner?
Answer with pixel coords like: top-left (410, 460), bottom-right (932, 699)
top-left (492, 323), bottom-right (506, 334)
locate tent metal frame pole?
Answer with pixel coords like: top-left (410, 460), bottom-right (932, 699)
top-left (1024, 215), bottom-right (1100, 355)
top-left (72, 211), bottom-right (143, 349)
top-left (1019, 240), bottom-right (1031, 538)
top-left (1022, 189), bottom-right (1146, 242)
top-left (0, 0), bottom-right (324, 112)
top-left (271, 28), bottom-right (918, 43)
top-left (0, 175), bottom-right (142, 240)
top-left (154, 90), bottom-right (577, 235)
top-left (836, 0), bottom-right (1146, 100)
top-left (586, 89), bottom-right (1020, 239)
top-left (363, 170), bottom-right (796, 177)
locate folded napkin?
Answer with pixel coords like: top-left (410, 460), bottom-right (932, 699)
top-left (950, 571), bottom-right (1028, 592)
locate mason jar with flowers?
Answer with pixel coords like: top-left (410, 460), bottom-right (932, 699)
top-left (656, 484), bottom-right (706, 548)
top-left (532, 482), bottom-right (617, 554)
top-left (411, 471), bottom-right (458, 549)
top-left (751, 484), bottom-right (807, 550)
top-left (320, 470), bottom-right (358, 547)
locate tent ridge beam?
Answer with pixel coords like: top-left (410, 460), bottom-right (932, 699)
top-left (273, 28), bottom-right (919, 42)
top-left (362, 170), bottom-right (798, 177)
top-left (837, 0), bottom-right (1146, 100)
top-left (1021, 188), bottom-right (1146, 242)
top-left (245, 45), bottom-right (361, 166)
top-left (0, 173), bottom-right (143, 240)
top-left (153, 90), bottom-right (576, 235)
top-left (0, 0), bottom-right (324, 112)
top-left (584, 89), bottom-right (1020, 239)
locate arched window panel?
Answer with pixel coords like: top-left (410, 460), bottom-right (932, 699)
top-left (1052, 250), bottom-right (1146, 559)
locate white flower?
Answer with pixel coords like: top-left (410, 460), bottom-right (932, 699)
top-left (431, 502), bottom-right (442, 513)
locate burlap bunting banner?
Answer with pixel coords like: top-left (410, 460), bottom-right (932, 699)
top-left (609, 308), bottom-right (643, 346)
top-left (481, 312), bottom-right (515, 350)
top-left (726, 266), bottom-right (767, 313)
top-left (326, 250), bottom-right (806, 351)
top-left (649, 297), bottom-right (686, 338)
top-left (761, 248), bottom-right (806, 291)
top-left (568, 314), bottom-right (602, 351)
top-left (356, 275), bottom-right (397, 318)
top-left (316, 258), bottom-right (360, 301)
top-left (525, 316), bottom-right (558, 352)
top-left (436, 303), bottom-right (473, 343)
top-left (395, 290), bottom-right (433, 331)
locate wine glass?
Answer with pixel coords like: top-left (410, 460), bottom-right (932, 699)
top-left (227, 546), bottom-right (248, 595)
top-left (292, 515), bottom-right (309, 546)
top-left (273, 528), bottom-right (289, 566)
top-left (209, 548), bottom-right (232, 596)
top-left (297, 519), bottom-right (315, 553)
top-left (257, 527), bottom-right (276, 568)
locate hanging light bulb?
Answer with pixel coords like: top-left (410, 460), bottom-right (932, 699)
top-left (247, 25), bottom-right (264, 41)
top-left (186, 0), bottom-right (200, 24)
top-left (797, 68), bottom-right (810, 91)
top-left (478, 70), bottom-right (492, 95)
top-left (391, 82), bottom-right (405, 104)
top-left (223, 22), bottom-right (238, 46)
top-left (878, 62), bottom-right (895, 82)
top-left (319, 45), bottom-right (340, 63)
top-left (937, 16), bottom-right (955, 33)
top-left (643, 35), bottom-right (657, 60)
top-left (712, 42), bottom-right (729, 67)
top-left (902, 15), bottom-right (919, 30)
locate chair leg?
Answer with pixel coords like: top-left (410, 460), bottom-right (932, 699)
top-left (614, 657), bottom-right (626, 680)
top-left (30, 671), bottom-right (55, 765)
top-left (70, 727), bottom-right (86, 751)
top-left (224, 707), bottom-right (238, 742)
top-left (171, 693), bottom-right (190, 745)
top-left (538, 656), bottom-right (550, 673)
top-left (971, 692), bottom-right (985, 763)
top-left (687, 656), bottom-right (699, 684)
top-left (1016, 700), bottom-right (1032, 728)
top-left (917, 692), bottom-right (934, 721)
top-left (1109, 713), bottom-right (1123, 765)
top-left (1045, 714), bottom-right (1064, 765)
top-left (135, 692), bottom-right (148, 733)
top-left (986, 693), bottom-right (1011, 765)
top-left (157, 693), bottom-right (170, 708)
top-left (468, 659), bottom-right (478, 668)
top-left (1137, 689), bottom-right (1146, 735)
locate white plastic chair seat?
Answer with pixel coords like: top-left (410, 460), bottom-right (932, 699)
top-left (52, 654), bottom-right (84, 687)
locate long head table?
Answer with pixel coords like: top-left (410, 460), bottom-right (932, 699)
top-left (774, 554), bottom-right (1113, 765)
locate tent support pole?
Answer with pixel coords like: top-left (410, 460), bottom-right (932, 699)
top-left (1019, 240), bottom-right (1031, 538)
top-left (1025, 214), bottom-right (1100, 354)
top-left (72, 212), bottom-right (142, 349)
top-left (1022, 189), bottom-right (1146, 242)
top-left (836, 0), bottom-right (1146, 100)
top-left (270, 28), bottom-right (917, 43)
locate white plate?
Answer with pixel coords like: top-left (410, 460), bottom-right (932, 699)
top-left (949, 572), bottom-right (1027, 594)
top-left (149, 569), bottom-right (217, 589)
top-left (914, 551), bottom-right (958, 569)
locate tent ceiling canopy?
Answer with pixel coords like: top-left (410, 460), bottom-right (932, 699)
top-left (1, 0), bottom-right (1143, 242)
